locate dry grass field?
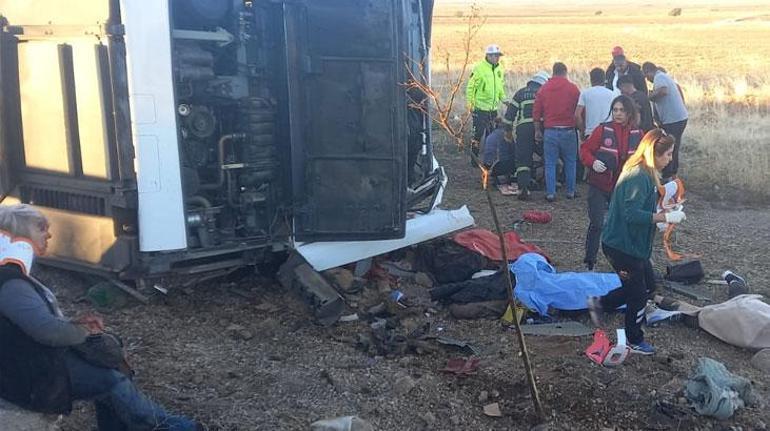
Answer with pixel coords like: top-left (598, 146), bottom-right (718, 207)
top-left (431, 2), bottom-right (770, 199)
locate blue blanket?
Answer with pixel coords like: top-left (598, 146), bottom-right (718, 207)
top-left (511, 253), bottom-right (622, 316)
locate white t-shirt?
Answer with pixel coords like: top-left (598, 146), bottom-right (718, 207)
top-left (578, 86), bottom-right (615, 136)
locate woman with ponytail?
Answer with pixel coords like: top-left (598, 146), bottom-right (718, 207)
top-left (587, 129), bottom-right (685, 355)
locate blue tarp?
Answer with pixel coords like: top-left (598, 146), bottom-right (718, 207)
top-left (511, 253), bottom-right (622, 316)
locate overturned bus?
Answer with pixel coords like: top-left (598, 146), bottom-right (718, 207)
top-left (0, 0), bottom-right (472, 279)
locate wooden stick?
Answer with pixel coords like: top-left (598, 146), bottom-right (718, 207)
top-left (402, 6), bottom-right (545, 419)
top-left (477, 154), bottom-right (545, 420)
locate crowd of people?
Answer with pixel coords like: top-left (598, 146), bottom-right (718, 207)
top-left (466, 45), bottom-right (690, 354)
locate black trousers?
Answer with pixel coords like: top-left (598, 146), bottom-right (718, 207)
top-left (599, 243), bottom-right (656, 345)
top-left (515, 122), bottom-right (536, 191)
top-left (661, 119), bottom-right (687, 179)
top-left (471, 109), bottom-right (497, 155)
top-left (584, 185), bottom-right (610, 267)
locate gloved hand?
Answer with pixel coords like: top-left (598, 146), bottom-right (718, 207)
top-left (592, 159), bottom-right (607, 173)
top-left (665, 209), bottom-right (686, 224)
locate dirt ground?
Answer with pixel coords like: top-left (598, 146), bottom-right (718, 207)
top-left (49, 141), bottom-right (770, 431)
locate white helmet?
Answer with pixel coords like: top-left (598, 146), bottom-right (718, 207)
top-left (530, 71), bottom-right (551, 86)
top-left (485, 44), bottom-right (503, 56)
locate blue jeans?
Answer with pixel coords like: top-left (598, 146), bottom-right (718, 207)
top-left (65, 351), bottom-right (197, 431)
top-left (543, 128), bottom-right (577, 196)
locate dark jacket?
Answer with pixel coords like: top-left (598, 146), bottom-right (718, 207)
top-left (0, 265), bottom-right (73, 414)
top-left (504, 82), bottom-right (540, 128)
top-left (580, 122), bottom-right (643, 193)
top-left (601, 166), bottom-right (659, 259)
top-left (629, 90), bottom-right (654, 132)
top-left (605, 61), bottom-right (648, 93)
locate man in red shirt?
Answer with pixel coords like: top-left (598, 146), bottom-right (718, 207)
top-left (533, 62), bottom-right (581, 201)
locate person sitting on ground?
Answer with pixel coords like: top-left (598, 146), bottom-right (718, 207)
top-left (618, 74), bottom-right (654, 132)
top-left (504, 70), bottom-right (549, 200)
top-left (579, 95), bottom-right (642, 271)
top-left (587, 129), bottom-right (685, 355)
top-left (0, 204), bottom-right (202, 431)
top-left (481, 117), bottom-right (517, 195)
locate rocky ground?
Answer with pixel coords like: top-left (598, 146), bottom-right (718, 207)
top-left (48, 141), bottom-right (770, 431)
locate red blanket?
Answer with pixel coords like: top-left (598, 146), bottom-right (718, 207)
top-left (453, 228), bottom-right (549, 262)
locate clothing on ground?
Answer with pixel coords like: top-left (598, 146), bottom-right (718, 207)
top-left (578, 86), bottom-right (614, 136)
top-left (452, 229), bottom-right (548, 263)
top-left (532, 75), bottom-right (580, 128)
top-left (697, 294), bottom-right (770, 350)
top-left (652, 71), bottom-right (688, 125)
top-left (510, 253), bottom-right (621, 316)
top-left (415, 239), bottom-right (488, 284)
top-left (430, 271), bottom-right (508, 304)
top-left (685, 357), bottom-right (756, 420)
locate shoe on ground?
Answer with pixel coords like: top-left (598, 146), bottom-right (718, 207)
top-left (517, 189), bottom-right (531, 201)
top-left (497, 184), bottom-right (516, 196)
top-left (566, 191), bottom-right (579, 199)
top-left (585, 261), bottom-right (595, 271)
top-left (545, 195), bottom-right (555, 203)
top-left (722, 270), bottom-right (747, 287)
top-left (587, 296), bottom-right (603, 327)
top-left (629, 341), bottom-right (656, 355)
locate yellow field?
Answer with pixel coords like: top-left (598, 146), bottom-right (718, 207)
top-left (431, 2), bottom-right (770, 196)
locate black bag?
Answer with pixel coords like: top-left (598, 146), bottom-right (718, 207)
top-left (71, 332), bottom-right (133, 377)
top-left (665, 260), bottom-right (704, 285)
top-left (415, 239), bottom-right (488, 284)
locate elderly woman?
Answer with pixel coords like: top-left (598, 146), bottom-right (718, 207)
top-left (0, 204), bottom-right (200, 430)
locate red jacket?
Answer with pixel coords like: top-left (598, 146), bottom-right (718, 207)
top-left (580, 121), bottom-right (642, 193)
top-left (532, 76), bottom-right (580, 128)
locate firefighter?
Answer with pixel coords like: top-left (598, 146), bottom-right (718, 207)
top-left (504, 71), bottom-right (549, 200)
top-left (466, 44), bottom-right (506, 165)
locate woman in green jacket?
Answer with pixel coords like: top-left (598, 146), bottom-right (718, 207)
top-left (587, 129), bottom-right (685, 355)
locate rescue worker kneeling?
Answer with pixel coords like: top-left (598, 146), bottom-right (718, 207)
top-left (0, 204), bottom-right (202, 431)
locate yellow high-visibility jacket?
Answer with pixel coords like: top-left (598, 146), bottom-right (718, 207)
top-left (466, 60), bottom-right (506, 112)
